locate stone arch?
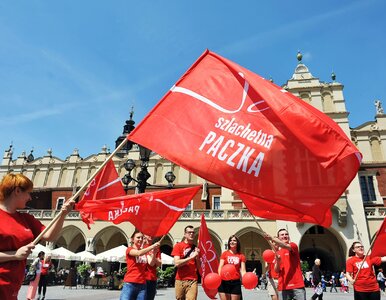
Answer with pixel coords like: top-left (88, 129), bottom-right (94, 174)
top-left (154, 163), bottom-right (163, 185)
top-left (88, 166), bottom-right (97, 179)
top-left (33, 168), bottom-right (45, 187)
top-left (322, 92), bottom-right (335, 112)
top-left (299, 225), bottom-right (346, 273)
top-left (300, 93), bottom-right (311, 103)
top-left (55, 225), bottom-right (86, 253)
top-left (93, 226), bottom-right (129, 254)
top-left (59, 168), bottom-right (68, 187)
top-left (45, 168), bottom-right (55, 187)
top-left (172, 165), bottom-right (180, 184)
top-left (370, 136), bottom-right (383, 161)
top-left (236, 227), bottom-right (271, 273)
top-left (160, 233), bottom-right (175, 256)
top-left (72, 167), bottom-right (82, 186)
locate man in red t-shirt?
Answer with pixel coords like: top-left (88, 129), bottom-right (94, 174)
top-left (171, 225), bottom-right (200, 300)
top-left (265, 229), bottom-right (306, 300)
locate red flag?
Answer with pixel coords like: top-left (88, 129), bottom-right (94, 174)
top-left (76, 159), bottom-right (126, 207)
top-left (128, 50), bottom-right (361, 227)
top-left (198, 214), bottom-right (219, 299)
top-left (239, 192), bottom-right (333, 227)
top-left (76, 186), bottom-right (200, 236)
top-left (75, 160), bottom-right (126, 228)
top-left (370, 218), bottom-right (386, 258)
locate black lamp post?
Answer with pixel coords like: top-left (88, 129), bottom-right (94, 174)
top-left (121, 147), bottom-right (176, 193)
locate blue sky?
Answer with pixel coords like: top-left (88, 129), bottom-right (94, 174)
top-left (1, 0), bottom-right (385, 159)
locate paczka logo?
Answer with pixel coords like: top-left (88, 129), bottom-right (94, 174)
top-left (170, 72), bottom-right (271, 114)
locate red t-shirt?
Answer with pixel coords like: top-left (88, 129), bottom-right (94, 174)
top-left (277, 242), bottom-right (304, 291)
top-left (0, 209), bottom-right (44, 300)
top-left (171, 242), bottom-right (198, 280)
top-left (41, 261), bottom-right (53, 276)
top-left (123, 247), bottom-right (148, 284)
top-left (145, 250), bottom-right (161, 281)
top-left (220, 250), bottom-right (246, 280)
top-left (346, 256), bottom-right (382, 292)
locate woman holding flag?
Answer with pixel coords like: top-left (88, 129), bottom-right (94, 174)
top-left (0, 173), bottom-right (73, 300)
top-left (120, 229), bottom-right (160, 300)
top-left (218, 235), bottom-right (246, 300)
top-left (345, 241), bottom-right (386, 300)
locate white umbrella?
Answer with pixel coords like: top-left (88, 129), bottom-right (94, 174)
top-left (96, 245), bottom-right (127, 263)
top-left (28, 243), bottom-right (51, 260)
top-left (161, 253), bottom-right (174, 265)
top-left (73, 251), bottom-right (102, 263)
top-left (50, 247), bottom-right (76, 261)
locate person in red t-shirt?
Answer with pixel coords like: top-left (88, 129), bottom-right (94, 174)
top-left (265, 228), bottom-right (306, 300)
top-left (172, 225), bottom-right (200, 300)
top-left (120, 229), bottom-right (160, 300)
top-left (38, 255), bottom-right (53, 300)
top-left (218, 235), bottom-right (246, 300)
top-left (346, 241), bottom-right (386, 300)
top-left (143, 235), bottom-right (161, 300)
top-left (0, 173), bottom-right (74, 300)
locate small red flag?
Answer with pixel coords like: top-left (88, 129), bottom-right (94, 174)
top-left (76, 186), bottom-right (200, 236)
top-left (76, 159), bottom-right (125, 206)
top-left (198, 214), bottom-right (219, 299)
top-left (128, 50), bottom-right (361, 226)
top-left (370, 218), bottom-right (386, 258)
top-left (75, 160), bottom-right (126, 228)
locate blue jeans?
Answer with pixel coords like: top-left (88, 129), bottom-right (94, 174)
top-left (146, 280), bottom-right (157, 300)
top-left (120, 282), bottom-right (147, 300)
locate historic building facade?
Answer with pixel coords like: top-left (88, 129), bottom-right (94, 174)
top-left (1, 53), bottom-right (385, 273)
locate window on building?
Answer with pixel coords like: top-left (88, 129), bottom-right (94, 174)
top-left (56, 197), bottom-right (65, 210)
top-left (213, 196), bottom-right (221, 210)
top-left (359, 175), bottom-right (376, 202)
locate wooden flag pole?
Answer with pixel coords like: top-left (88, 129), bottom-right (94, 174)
top-left (33, 138), bottom-right (129, 244)
top-left (247, 208), bottom-right (277, 254)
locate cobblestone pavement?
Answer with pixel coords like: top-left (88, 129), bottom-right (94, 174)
top-left (18, 285), bottom-right (386, 300)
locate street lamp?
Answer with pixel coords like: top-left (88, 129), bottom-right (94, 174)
top-left (165, 171), bottom-right (176, 188)
top-left (121, 148), bottom-right (176, 193)
top-left (136, 145), bottom-right (151, 193)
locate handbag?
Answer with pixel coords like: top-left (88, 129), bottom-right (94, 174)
top-left (25, 269), bottom-right (37, 282)
top-left (25, 258), bottom-right (39, 283)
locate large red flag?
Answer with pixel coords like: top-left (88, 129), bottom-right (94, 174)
top-left (198, 214), bottom-right (219, 299)
top-left (76, 186), bottom-right (200, 236)
top-left (75, 159), bottom-right (126, 228)
top-left (370, 218), bottom-right (386, 258)
top-left (128, 50), bottom-right (361, 227)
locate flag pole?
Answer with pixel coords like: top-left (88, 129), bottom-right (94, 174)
top-left (353, 229), bottom-right (381, 282)
top-left (247, 208), bottom-right (277, 254)
top-left (33, 137), bottom-right (129, 244)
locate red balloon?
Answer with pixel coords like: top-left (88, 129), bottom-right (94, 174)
top-left (242, 272), bottom-right (258, 289)
top-left (206, 288), bottom-right (218, 299)
top-left (204, 273), bottom-right (221, 290)
top-left (262, 249), bottom-right (275, 263)
top-left (220, 264), bottom-right (237, 280)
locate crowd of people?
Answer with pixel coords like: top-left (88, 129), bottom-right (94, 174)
top-left (1, 173), bottom-right (386, 300)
